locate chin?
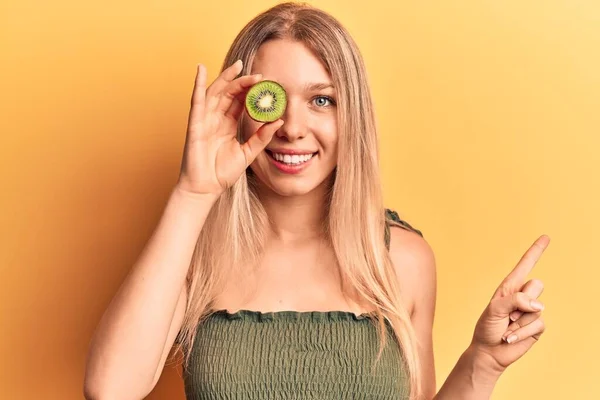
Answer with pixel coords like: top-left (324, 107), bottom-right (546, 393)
top-left (267, 180), bottom-right (320, 197)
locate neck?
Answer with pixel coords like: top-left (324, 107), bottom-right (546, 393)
top-left (254, 177), bottom-right (332, 244)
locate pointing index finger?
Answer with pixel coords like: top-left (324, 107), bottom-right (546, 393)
top-left (493, 235), bottom-right (550, 298)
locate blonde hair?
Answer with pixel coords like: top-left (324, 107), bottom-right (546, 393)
top-left (175, 2), bottom-right (423, 399)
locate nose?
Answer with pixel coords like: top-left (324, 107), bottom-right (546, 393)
top-left (275, 99), bottom-right (306, 142)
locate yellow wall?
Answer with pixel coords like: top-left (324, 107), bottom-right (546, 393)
top-left (1, 1), bottom-right (597, 398)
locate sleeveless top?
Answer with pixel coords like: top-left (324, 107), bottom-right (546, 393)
top-left (182, 208), bottom-right (423, 400)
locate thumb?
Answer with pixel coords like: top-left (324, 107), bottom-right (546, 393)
top-left (241, 119), bottom-right (284, 165)
top-left (489, 292), bottom-right (545, 318)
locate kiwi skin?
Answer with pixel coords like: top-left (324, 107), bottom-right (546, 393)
top-left (245, 80), bottom-right (287, 123)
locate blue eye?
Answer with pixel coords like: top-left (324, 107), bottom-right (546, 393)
top-left (313, 96), bottom-right (335, 108)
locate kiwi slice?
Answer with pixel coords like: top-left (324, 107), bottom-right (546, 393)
top-left (245, 80), bottom-right (287, 122)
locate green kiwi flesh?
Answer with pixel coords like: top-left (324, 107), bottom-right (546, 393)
top-left (245, 80), bottom-right (287, 122)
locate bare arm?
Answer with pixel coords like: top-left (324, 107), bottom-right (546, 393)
top-left (389, 226), bottom-right (501, 399)
top-left (83, 188), bottom-right (217, 400)
top-left (83, 60), bottom-right (283, 400)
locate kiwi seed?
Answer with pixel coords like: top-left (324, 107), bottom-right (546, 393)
top-left (245, 80), bottom-right (287, 123)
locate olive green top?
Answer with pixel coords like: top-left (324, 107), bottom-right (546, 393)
top-left (182, 209), bottom-right (423, 399)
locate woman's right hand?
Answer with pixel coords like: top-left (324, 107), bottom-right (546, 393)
top-left (176, 60), bottom-right (284, 197)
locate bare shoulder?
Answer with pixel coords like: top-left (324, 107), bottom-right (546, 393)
top-left (387, 225), bottom-right (437, 318)
top-left (387, 223), bottom-right (438, 396)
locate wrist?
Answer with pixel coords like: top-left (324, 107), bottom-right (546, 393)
top-left (435, 345), bottom-right (503, 400)
top-left (172, 185), bottom-right (220, 205)
top-left (463, 344), bottom-right (504, 385)
top-left (168, 186), bottom-right (219, 221)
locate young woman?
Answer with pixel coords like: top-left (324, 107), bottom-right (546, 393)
top-left (84, 3), bottom-right (548, 399)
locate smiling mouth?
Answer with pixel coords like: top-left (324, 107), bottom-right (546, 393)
top-left (265, 149), bottom-right (318, 165)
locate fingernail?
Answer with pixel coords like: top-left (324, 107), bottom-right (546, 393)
top-left (509, 312), bottom-right (519, 321)
top-left (502, 330), bottom-right (513, 341)
top-left (506, 334), bottom-right (518, 344)
top-left (531, 300), bottom-right (544, 311)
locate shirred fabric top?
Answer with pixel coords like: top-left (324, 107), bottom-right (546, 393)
top-left (182, 209), bottom-right (422, 399)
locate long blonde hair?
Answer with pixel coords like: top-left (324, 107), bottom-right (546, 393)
top-left (175, 2), bottom-right (423, 399)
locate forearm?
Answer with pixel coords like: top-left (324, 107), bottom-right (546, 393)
top-left (84, 186), bottom-right (217, 395)
top-left (434, 345), bottom-right (503, 400)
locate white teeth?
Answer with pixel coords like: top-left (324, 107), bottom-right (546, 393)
top-left (271, 152), bottom-right (314, 165)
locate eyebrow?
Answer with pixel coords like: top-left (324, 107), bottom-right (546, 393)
top-left (303, 82), bottom-right (335, 91)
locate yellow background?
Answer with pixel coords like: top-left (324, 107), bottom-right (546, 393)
top-left (1, 0), bottom-right (597, 398)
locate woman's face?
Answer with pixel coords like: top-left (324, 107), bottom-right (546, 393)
top-left (243, 39), bottom-right (338, 197)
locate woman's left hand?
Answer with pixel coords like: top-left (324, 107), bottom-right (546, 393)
top-left (470, 235), bottom-right (550, 375)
